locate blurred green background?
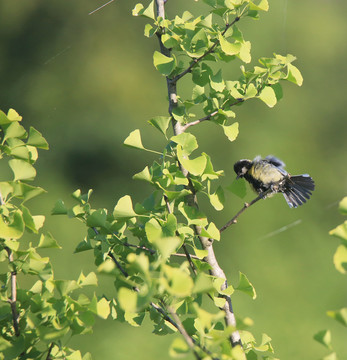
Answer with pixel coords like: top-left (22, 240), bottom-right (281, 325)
top-left (1, 0), bottom-right (346, 358)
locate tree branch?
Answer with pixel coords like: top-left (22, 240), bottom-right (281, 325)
top-left (5, 247), bottom-right (20, 337)
top-left (220, 189), bottom-right (272, 233)
top-left (155, 0), bottom-right (242, 350)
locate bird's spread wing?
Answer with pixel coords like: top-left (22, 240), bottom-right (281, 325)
top-left (265, 155), bottom-right (286, 169)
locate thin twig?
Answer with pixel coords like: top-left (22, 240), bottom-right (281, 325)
top-left (172, 252), bottom-right (200, 260)
top-left (220, 189), bottom-right (272, 233)
top-left (167, 306), bottom-right (201, 360)
top-left (181, 99), bottom-right (244, 132)
top-left (5, 247), bottom-right (20, 337)
top-left (122, 242), bottom-right (156, 255)
top-left (46, 343), bottom-right (54, 360)
top-left (107, 251), bottom-right (129, 277)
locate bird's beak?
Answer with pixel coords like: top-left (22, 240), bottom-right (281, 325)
top-left (236, 175), bottom-right (241, 180)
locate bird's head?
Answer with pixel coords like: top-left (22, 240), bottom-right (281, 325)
top-left (234, 159), bottom-right (252, 179)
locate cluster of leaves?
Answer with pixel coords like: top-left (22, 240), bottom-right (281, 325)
top-left (54, 185), bottom-right (273, 359)
top-left (134, 0), bottom-right (302, 139)
top-left (0, 109), bottom-right (105, 360)
top-left (52, 2), bottom-right (306, 359)
top-left (313, 197), bottom-right (347, 359)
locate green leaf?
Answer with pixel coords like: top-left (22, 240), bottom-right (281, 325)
top-left (209, 186), bottom-right (225, 211)
top-left (12, 182), bottom-right (46, 203)
top-left (153, 51), bottom-right (176, 76)
top-left (72, 188), bottom-right (93, 204)
top-left (27, 127), bottom-right (49, 149)
top-left (323, 353), bottom-right (337, 360)
top-left (249, 0), bottom-right (269, 11)
top-left (0, 110), bottom-right (12, 125)
top-left (286, 63), bottom-right (303, 86)
top-left (176, 145), bottom-right (207, 176)
top-left (192, 63), bottom-right (212, 86)
top-left (55, 280), bottom-right (79, 296)
top-left (38, 232), bottom-right (61, 249)
top-left (113, 195), bottom-right (137, 218)
top-left (210, 69), bottom-right (225, 92)
top-left (78, 272), bottom-right (98, 287)
top-left (219, 33), bottom-right (241, 56)
top-left (118, 287), bottom-right (138, 312)
top-left (258, 86), bottom-right (277, 107)
top-left (161, 33), bottom-right (179, 48)
top-left (178, 203), bottom-right (208, 227)
top-left (238, 41), bottom-right (251, 63)
top-left (222, 122), bottom-right (239, 142)
top-left (171, 106), bottom-right (186, 123)
top-left (272, 83), bottom-right (283, 101)
top-left (124, 129), bottom-right (146, 151)
top-left (164, 265), bottom-right (194, 297)
top-left (148, 116), bottom-right (171, 136)
top-left (127, 252), bottom-right (150, 275)
top-left (200, 222), bottom-right (220, 241)
top-left (52, 199), bottom-right (68, 215)
top-left (169, 337), bottom-right (190, 358)
top-left (75, 238), bottom-right (94, 253)
top-left (189, 28), bottom-right (209, 57)
top-left (0, 210), bottom-right (25, 240)
top-left (83, 353), bottom-right (93, 360)
top-left (66, 351), bottom-right (83, 360)
top-left (9, 159), bottom-right (36, 181)
top-left (7, 109), bottom-right (22, 122)
top-left (0, 182), bottom-right (13, 202)
top-left (171, 133), bottom-right (198, 155)
top-left (133, 166), bottom-right (152, 182)
top-left (153, 236), bottom-right (182, 260)
top-left (244, 83), bottom-right (258, 99)
top-left (227, 178), bottom-right (247, 198)
top-left (3, 121), bottom-right (27, 142)
top-left (313, 329), bottom-right (332, 350)
top-left (97, 298), bottom-right (110, 319)
top-left (132, 1), bottom-right (155, 19)
top-left (86, 209), bottom-right (107, 228)
top-left (236, 272), bottom-right (256, 299)
top-left (329, 221), bottom-right (347, 244)
top-left (338, 196), bottom-right (347, 215)
top-left (202, 153), bottom-right (223, 181)
top-left (21, 205), bottom-right (44, 233)
top-left (333, 244), bottom-right (347, 274)
top-left (193, 273), bottom-right (214, 294)
top-left (327, 307), bottom-right (347, 327)
top-left (145, 218), bottom-right (162, 243)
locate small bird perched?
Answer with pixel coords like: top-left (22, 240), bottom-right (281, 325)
top-left (233, 155), bottom-right (315, 208)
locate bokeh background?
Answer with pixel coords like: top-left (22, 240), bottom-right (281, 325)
top-left (1, 0), bottom-right (346, 358)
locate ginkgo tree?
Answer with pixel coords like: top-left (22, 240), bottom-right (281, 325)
top-left (2, 1), bottom-right (339, 360)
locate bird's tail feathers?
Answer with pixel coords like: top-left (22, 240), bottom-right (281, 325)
top-left (282, 175), bottom-right (315, 208)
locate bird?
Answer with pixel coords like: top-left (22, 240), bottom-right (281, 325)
top-left (233, 155), bottom-right (315, 208)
